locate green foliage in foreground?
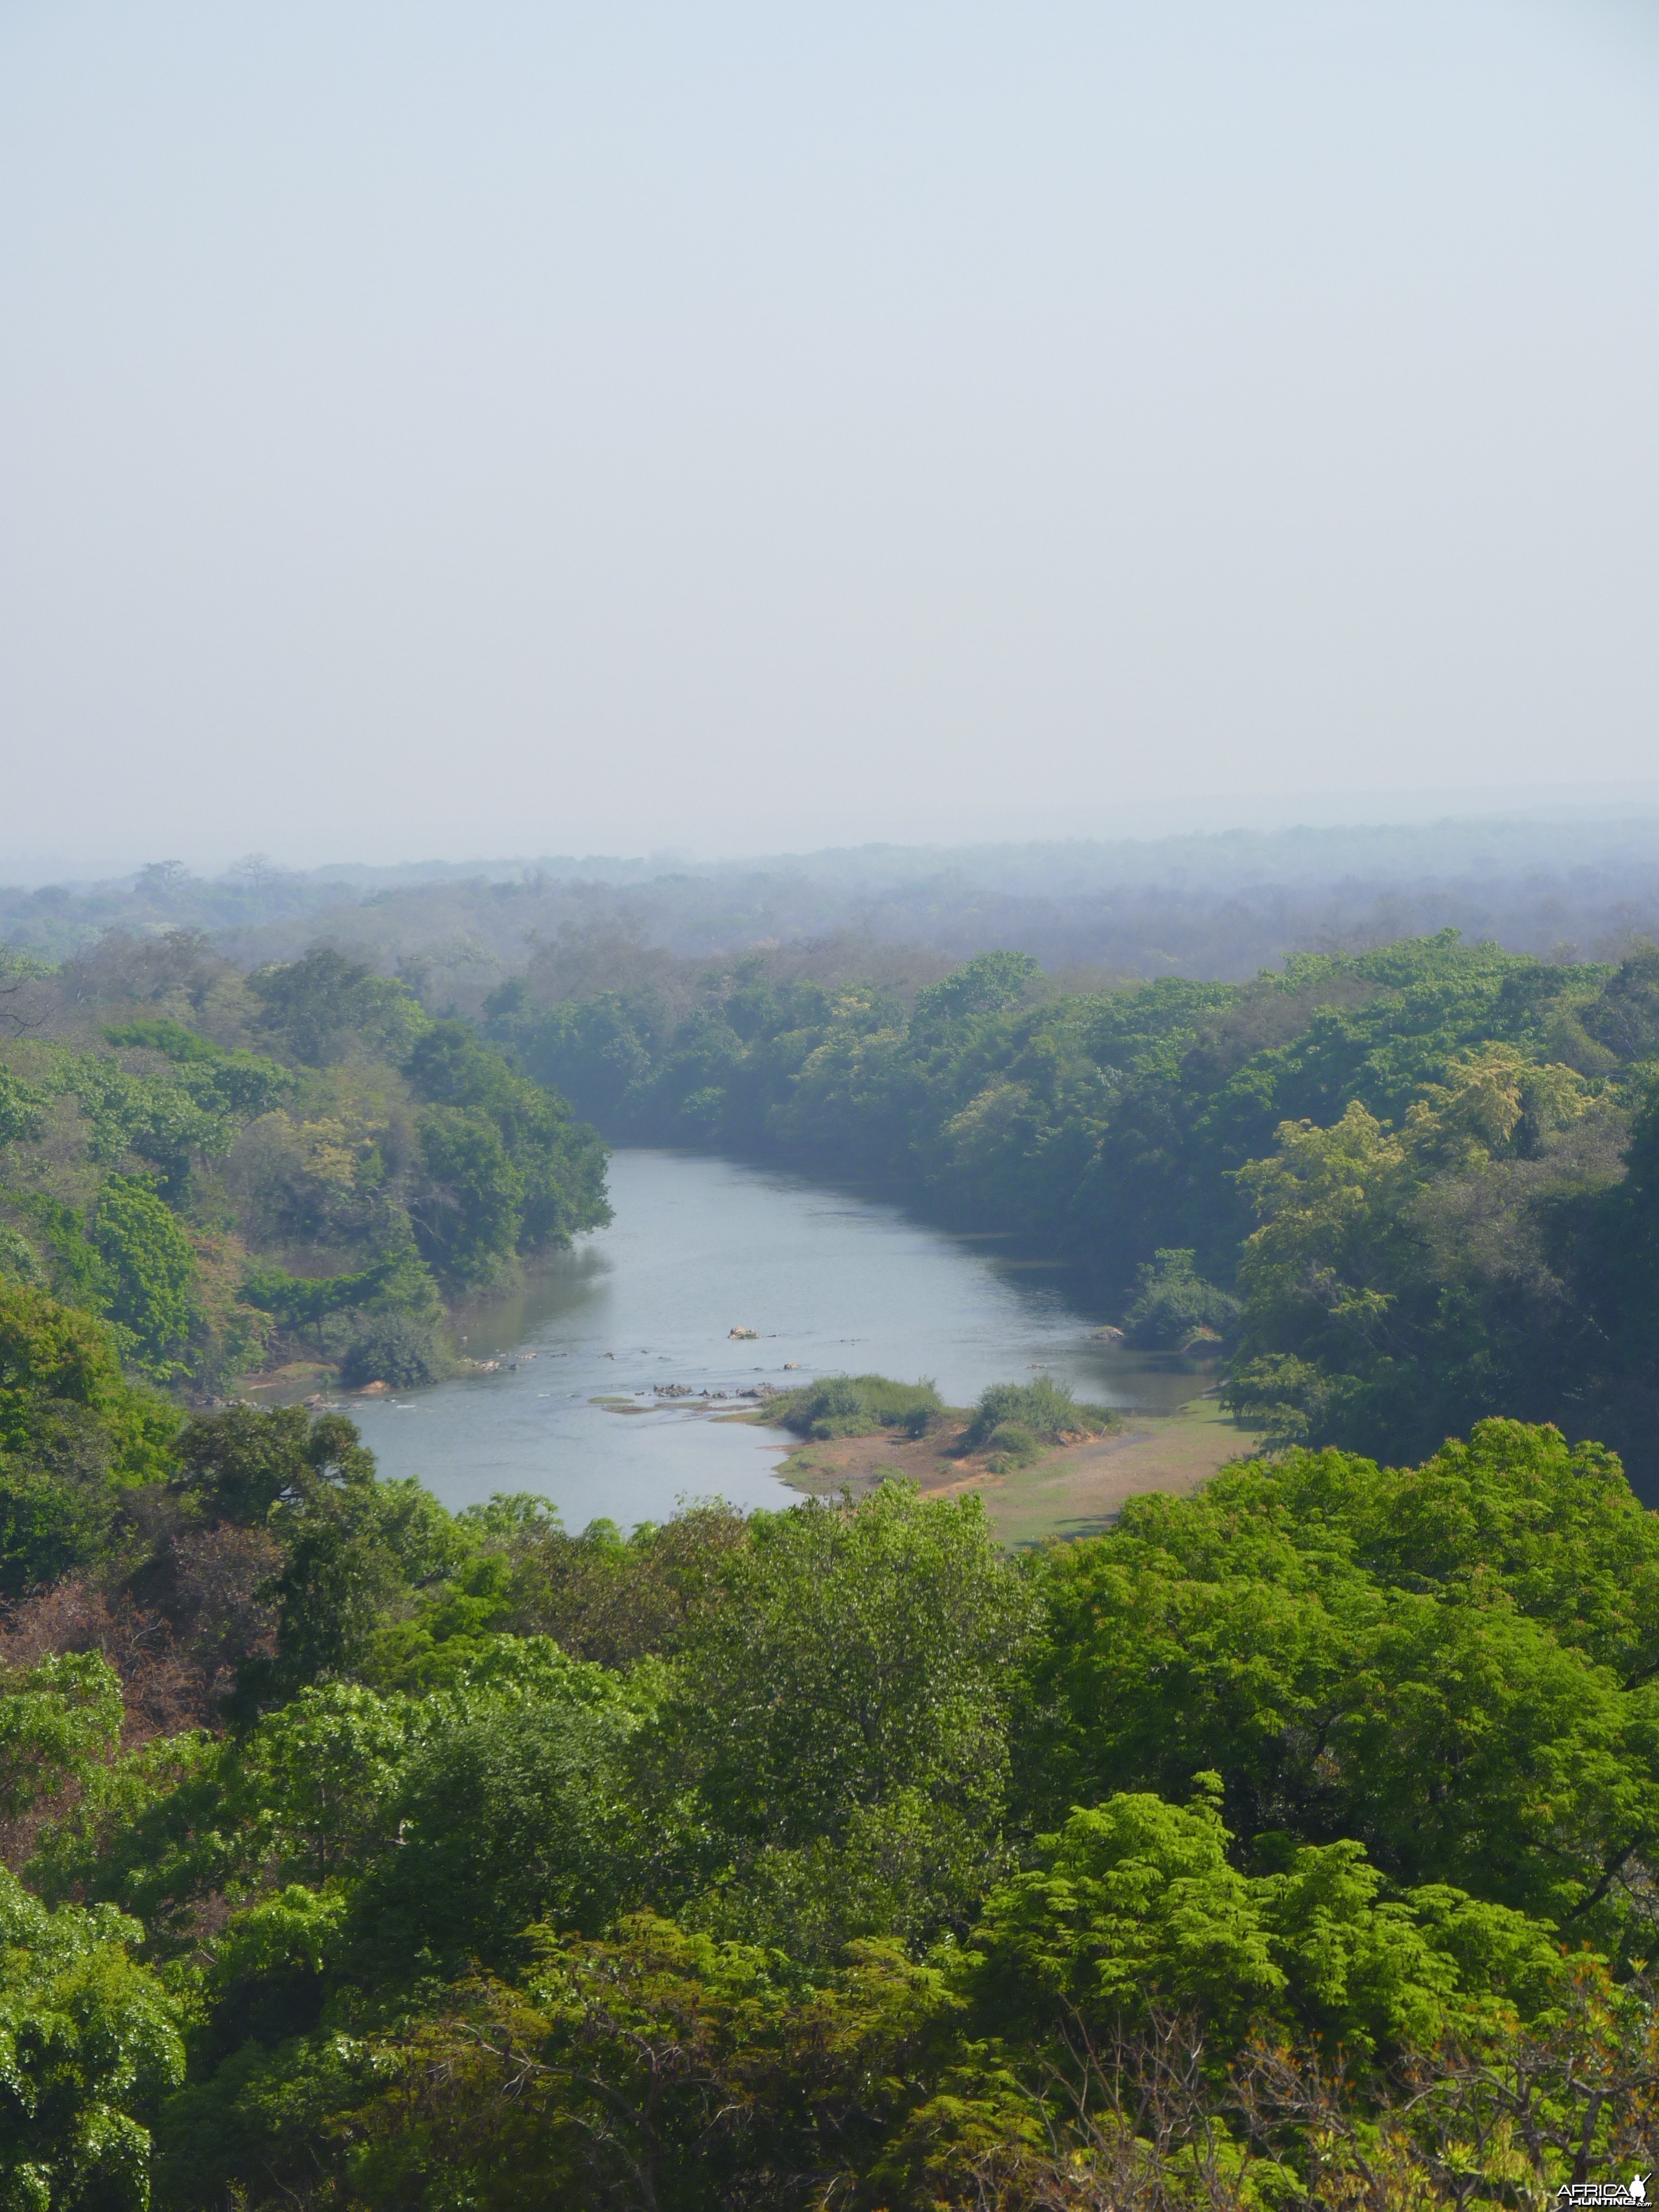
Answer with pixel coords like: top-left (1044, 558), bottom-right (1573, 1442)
top-left (0, 1872), bottom-right (185, 2212)
top-left (0, 1397), bottom-right (1655, 2205)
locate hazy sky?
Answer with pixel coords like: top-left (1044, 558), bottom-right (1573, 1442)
top-left (3, 1), bottom-right (1656, 873)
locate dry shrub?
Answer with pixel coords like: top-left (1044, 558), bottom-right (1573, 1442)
top-left (957, 1980), bottom-right (1659, 2212)
top-left (0, 1528), bottom-right (279, 1867)
top-left (0, 1578), bottom-right (194, 1743)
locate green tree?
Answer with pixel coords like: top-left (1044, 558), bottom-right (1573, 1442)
top-left (0, 1065), bottom-right (48, 1145)
top-left (660, 1486), bottom-right (1036, 1950)
top-left (0, 1651), bottom-right (124, 1824)
top-left (43, 1052), bottom-right (237, 1197)
top-left (348, 1648), bottom-right (661, 1972)
top-left (165, 1407), bottom-right (466, 1717)
top-left (1019, 1425), bottom-right (1659, 1959)
top-left (0, 1462), bottom-right (117, 1599)
top-left (347, 1917), bottom-right (952, 2212)
top-left (911, 951), bottom-right (1041, 1030)
top-left (29, 1688), bottom-right (421, 1943)
top-left (0, 1871), bottom-right (185, 2212)
top-left (88, 1175), bottom-right (196, 1379)
top-left (160, 1912), bottom-right (955, 2212)
top-left (1223, 1055), bottom-right (1623, 1460)
top-left (0, 1279), bottom-right (177, 1483)
top-left (173, 1404), bottom-right (377, 1527)
top-left (232, 1481), bottom-right (464, 1718)
top-left (445, 1495), bottom-right (751, 1669)
top-left (413, 1105), bottom-right (524, 1285)
top-left (248, 948), bottom-right (427, 1067)
top-left (970, 1782), bottom-right (1564, 2059)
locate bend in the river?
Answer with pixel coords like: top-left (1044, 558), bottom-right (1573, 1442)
top-left (341, 1147), bottom-right (1212, 1528)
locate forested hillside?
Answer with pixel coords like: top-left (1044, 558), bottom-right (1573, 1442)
top-left (491, 931), bottom-right (1659, 1493)
top-left (0, 928), bottom-right (608, 1442)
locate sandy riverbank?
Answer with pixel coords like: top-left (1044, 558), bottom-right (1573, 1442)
top-left (763, 1394), bottom-right (1260, 1546)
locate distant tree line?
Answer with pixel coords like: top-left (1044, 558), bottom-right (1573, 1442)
top-left (14, 816), bottom-right (1659, 984)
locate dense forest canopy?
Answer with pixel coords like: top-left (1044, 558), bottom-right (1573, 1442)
top-left (4, 870), bottom-right (1659, 2200)
top-left (0, 1385), bottom-right (1654, 2206)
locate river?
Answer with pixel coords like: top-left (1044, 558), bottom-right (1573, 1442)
top-left (342, 1147), bottom-right (1210, 1528)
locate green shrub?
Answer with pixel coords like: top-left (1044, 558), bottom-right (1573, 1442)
top-left (983, 1421), bottom-right (1041, 1473)
top-left (770, 1375), bottom-right (948, 1441)
top-left (963, 1376), bottom-right (1118, 1452)
top-left (0, 1470), bottom-right (117, 1598)
top-left (805, 1378), bottom-right (876, 1438)
top-left (1121, 1248), bottom-right (1241, 1350)
top-left (339, 1314), bottom-right (445, 1391)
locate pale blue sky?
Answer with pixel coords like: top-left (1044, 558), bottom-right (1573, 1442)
top-left (2, 1), bottom-right (1656, 870)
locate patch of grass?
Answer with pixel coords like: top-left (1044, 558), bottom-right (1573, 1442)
top-left (766, 1373), bottom-right (953, 1441)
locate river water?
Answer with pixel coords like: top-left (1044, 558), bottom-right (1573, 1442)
top-left (343, 1148), bottom-right (1207, 1528)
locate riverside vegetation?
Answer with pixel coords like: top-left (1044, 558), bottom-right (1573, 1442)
top-left (0, 930), bottom-right (609, 1426)
top-left (3, 920), bottom-right (1659, 2201)
top-left (761, 1371), bottom-right (1121, 1475)
top-left (491, 929), bottom-right (1659, 1498)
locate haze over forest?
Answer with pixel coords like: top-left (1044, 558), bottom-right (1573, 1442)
top-left (12, 810), bottom-right (1659, 996)
top-left (6, 0), bottom-right (1659, 2201)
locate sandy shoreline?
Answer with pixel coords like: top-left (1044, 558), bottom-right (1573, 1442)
top-left (759, 1394), bottom-right (1260, 1546)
